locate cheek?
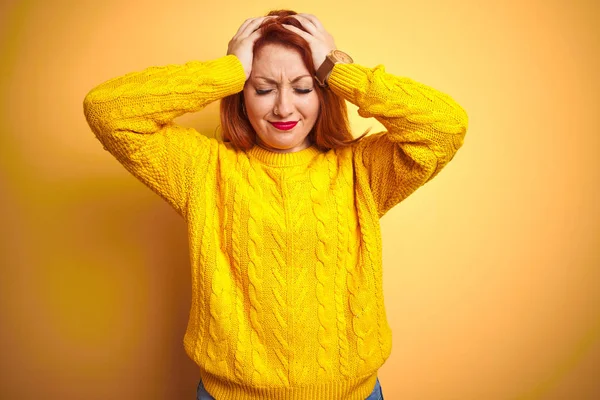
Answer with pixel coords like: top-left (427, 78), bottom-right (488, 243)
top-left (300, 95), bottom-right (320, 120)
top-left (244, 96), bottom-right (272, 120)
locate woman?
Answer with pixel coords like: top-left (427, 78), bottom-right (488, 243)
top-left (83, 10), bottom-right (468, 400)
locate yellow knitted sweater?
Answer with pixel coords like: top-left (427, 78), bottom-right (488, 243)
top-left (83, 55), bottom-right (468, 399)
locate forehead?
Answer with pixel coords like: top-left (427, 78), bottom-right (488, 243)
top-left (252, 43), bottom-right (310, 77)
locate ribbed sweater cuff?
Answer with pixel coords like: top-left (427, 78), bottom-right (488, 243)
top-left (328, 63), bottom-right (368, 102)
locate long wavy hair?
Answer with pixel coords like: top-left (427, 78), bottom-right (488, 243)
top-left (219, 10), bottom-right (367, 151)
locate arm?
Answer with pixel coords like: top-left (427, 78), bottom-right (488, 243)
top-left (280, 13), bottom-right (468, 217)
top-left (83, 55), bottom-right (245, 217)
top-left (329, 63), bottom-right (469, 217)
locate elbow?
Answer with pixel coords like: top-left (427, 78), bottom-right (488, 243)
top-left (83, 88), bottom-right (114, 146)
top-left (83, 89), bottom-right (100, 127)
top-left (83, 87), bottom-right (116, 135)
top-left (454, 106), bottom-right (469, 152)
top-left (450, 99), bottom-right (469, 136)
top-left (430, 104), bottom-right (468, 142)
top-left (457, 105), bottom-right (469, 135)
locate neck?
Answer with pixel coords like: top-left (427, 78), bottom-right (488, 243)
top-left (256, 138), bottom-right (312, 153)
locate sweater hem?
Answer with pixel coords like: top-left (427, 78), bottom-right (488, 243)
top-left (200, 369), bottom-right (379, 400)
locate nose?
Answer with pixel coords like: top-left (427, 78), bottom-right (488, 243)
top-left (274, 89), bottom-right (294, 118)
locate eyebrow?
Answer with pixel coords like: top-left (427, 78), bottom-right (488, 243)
top-left (254, 75), bottom-right (313, 84)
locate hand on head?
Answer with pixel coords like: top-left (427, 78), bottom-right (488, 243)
top-left (227, 12), bottom-right (336, 81)
top-left (227, 16), bottom-right (273, 80)
top-left (280, 14), bottom-right (337, 75)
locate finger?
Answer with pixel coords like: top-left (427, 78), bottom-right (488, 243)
top-left (233, 17), bottom-right (257, 38)
top-left (229, 24), bottom-right (264, 55)
top-left (236, 16), bottom-right (270, 39)
top-left (288, 14), bottom-right (319, 35)
top-left (282, 24), bottom-right (314, 41)
top-left (246, 27), bottom-right (263, 43)
top-left (228, 18), bottom-right (267, 55)
top-left (296, 13), bottom-right (324, 30)
top-left (237, 17), bottom-right (264, 38)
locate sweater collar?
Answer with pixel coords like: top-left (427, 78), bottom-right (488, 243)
top-left (247, 144), bottom-right (322, 167)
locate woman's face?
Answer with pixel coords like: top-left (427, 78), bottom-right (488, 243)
top-left (243, 43), bottom-right (320, 153)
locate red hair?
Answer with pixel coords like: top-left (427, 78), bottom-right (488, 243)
top-left (219, 10), bottom-right (367, 151)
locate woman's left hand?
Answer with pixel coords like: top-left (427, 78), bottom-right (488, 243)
top-left (282, 14), bottom-right (336, 70)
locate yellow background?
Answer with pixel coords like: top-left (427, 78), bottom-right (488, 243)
top-left (1, 0), bottom-right (598, 398)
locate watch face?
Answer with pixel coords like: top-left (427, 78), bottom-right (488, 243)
top-left (332, 49), bottom-right (353, 63)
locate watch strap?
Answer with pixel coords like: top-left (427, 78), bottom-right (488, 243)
top-left (315, 56), bottom-right (336, 87)
top-left (315, 50), bottom-right (353, 87)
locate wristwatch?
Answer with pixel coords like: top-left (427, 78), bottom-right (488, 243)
top-left (315, 49), bottom-right (353, 87)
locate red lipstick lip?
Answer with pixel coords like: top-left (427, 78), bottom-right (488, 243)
top-left (269, 121), bottom-right (298, 131)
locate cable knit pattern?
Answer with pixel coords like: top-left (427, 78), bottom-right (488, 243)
top-left (83, 54), bottom-right (468, 400)
top-left (331, 154), bottom-right (352, 379)
top-left (245, 157), bottom-right (270, 384)
top-left (310, 157), bottom-right (336, 379)
top-left (231, 171), bottom-right (249, 383)
top-left (267, 178), bottom-right (291, 385)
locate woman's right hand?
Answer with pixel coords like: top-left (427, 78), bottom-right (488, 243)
top-left (227, 16), bottom-right (271, 81)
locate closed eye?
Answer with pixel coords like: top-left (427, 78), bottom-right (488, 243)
top-left (256, 89), bottom-right (273, 95)
top-left (255, 88), bottom-right (313, 95)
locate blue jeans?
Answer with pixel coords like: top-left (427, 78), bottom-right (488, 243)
top-left (196, 377), bottom-right (384, 400)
